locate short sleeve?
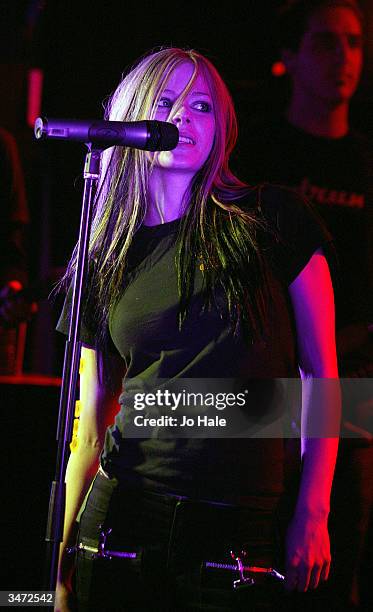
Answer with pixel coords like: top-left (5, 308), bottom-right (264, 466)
top-left (55, 282), bottom-right (97, 347)
top-left (257, 183), bottom-right (335, 286)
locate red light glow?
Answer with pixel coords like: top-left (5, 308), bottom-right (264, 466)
top-left (271, 61), bottom-right (287, 77)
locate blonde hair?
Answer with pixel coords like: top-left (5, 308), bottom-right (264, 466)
top-left (91, 47), bottom-right (244, 268)
top-left (63, 47), bottom-right (269, 358)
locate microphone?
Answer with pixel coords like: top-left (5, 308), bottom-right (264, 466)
top-left (34, 117), bottom-right (179, 151)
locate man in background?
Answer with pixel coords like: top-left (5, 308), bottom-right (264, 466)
top-left (242, 1), bottom-right (373, 609)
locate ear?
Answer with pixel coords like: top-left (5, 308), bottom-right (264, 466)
top-left (281, 48), bottom-right (297, 76)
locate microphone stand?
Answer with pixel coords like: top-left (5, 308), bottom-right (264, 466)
top-left (44, 145), bottom-right (102, 592)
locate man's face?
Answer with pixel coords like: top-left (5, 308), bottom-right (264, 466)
top-left (284, 6), bottom-right (363, 107)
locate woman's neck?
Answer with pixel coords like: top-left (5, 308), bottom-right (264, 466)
top-left (145, 168), bottom-right (192, 225)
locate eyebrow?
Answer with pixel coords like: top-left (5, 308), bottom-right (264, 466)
top-left (161, 88), bottom-right (211, 97)
top-left (311, 30), bottom-right (362, 38)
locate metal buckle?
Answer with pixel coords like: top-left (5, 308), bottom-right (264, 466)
top-left (203, 548), bottom-right (285, 591)
top-left (67, 525), bottom-right (138, 561)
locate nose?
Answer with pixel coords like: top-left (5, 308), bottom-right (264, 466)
top-left (336, 41), bottom-right (348, 62)
top-left (171, 106), bottom-right (191, 125)
top-left (335, 36), bottom-right (352, 64)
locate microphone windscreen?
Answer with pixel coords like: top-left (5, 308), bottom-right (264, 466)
top-left (148, 121), bottom-right (179, 151)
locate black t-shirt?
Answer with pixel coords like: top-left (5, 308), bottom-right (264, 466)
top-left (238, 115), bottom-right (373, 329)
top-left (57, 185), bottom-right (329, 504)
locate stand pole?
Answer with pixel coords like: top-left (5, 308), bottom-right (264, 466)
top-left (44, 146), bottom-right (102, 591)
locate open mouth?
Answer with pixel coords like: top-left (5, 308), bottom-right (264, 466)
top-left (178, 135), bottom-right (195, 145)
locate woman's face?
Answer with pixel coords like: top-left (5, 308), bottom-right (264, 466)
top-left (153, 61), bottom-right (216, 176)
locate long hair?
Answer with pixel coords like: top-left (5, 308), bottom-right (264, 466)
top-left (61, 47), bottom-right (272, 361)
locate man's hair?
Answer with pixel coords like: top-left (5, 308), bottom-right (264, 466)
top-left (278, 0), bottom-right (364, 51)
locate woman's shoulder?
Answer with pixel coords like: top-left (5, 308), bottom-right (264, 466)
top-left (244, 181), bottom-right (312, 213)
top-left (242, 183), bottom-right (334, 286)
top-left (241, 182), bottom-right (327, 238)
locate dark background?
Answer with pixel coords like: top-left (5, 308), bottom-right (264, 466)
top-left (0, 0), bottom-right (372, 593)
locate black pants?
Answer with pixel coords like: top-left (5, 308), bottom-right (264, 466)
top-left (74, 471), bottom-right (287, 611)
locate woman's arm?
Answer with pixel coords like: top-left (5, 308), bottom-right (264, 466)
top-left (55, 345), bottom-right (123, 611)
top-left (286, 248), bottom-right (341, 592)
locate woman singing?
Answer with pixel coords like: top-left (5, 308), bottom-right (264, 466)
top-left (55, 47), bottom-right (340, 611)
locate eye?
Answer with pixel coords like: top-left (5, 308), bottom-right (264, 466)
top-left (348, 35), bottom-right (363, 49)
top-left (192, 101), bottom-right (213, 113)
top-left (158, 97), bottom-right (173, 109)
top-left (313, 33), bottom-right (338, 51)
